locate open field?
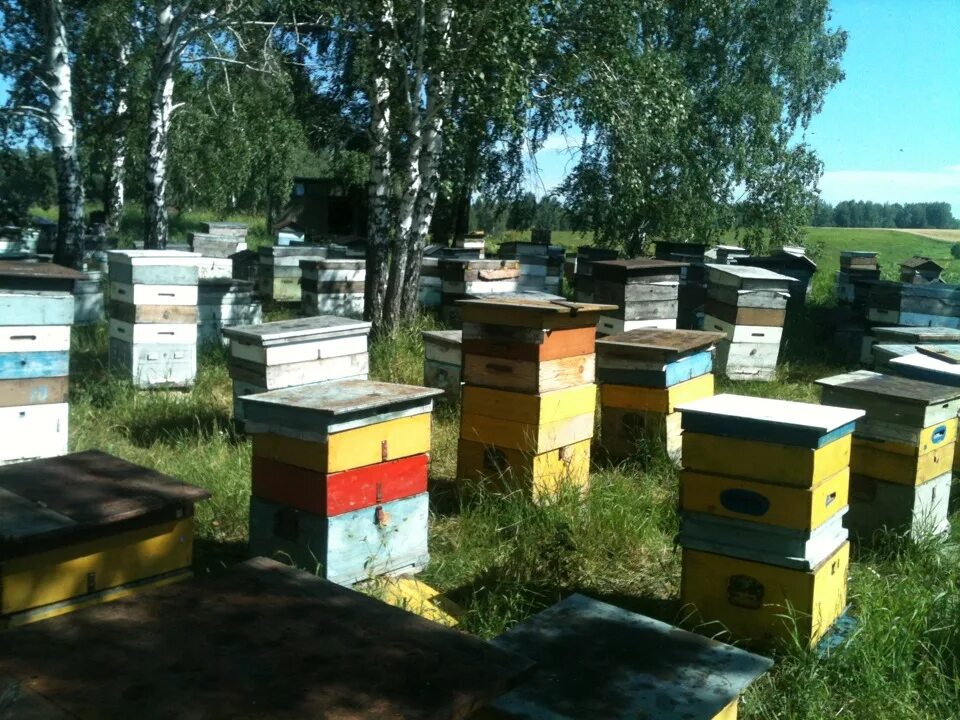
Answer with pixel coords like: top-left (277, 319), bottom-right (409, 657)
top-left (892, 228), bottom-right (960, 243)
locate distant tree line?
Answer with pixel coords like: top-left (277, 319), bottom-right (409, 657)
top-left (470, 193), bottom-right (572, 236)
top-left (811, 200), bottom-right (958, 229)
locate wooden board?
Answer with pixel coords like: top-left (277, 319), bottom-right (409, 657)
top-left (889, 353), bottom-right (960, 389)
top-left (596, 316), bottom-right (677, 335)
top-left (0, 557), bottom-right (532, 720)
top-left (0, 261), bottom-right (85, 283)
top-left (592, 280), bottom-right (680, 306)
top-left (109, 300), bottom-right (198, 324)
top-left (458, 298), bottom-right (616, 330)
top-left (597, 350), bottom-right (713, 388)
top-left (463, 326), bottom-right (596, 363)
top-left (596, 329), bottom-right (725, 362)
top-left (0, 325), bottom-right (70, 353)
top-left (604, 297), bottom-right (679, 322)
top-left (460, 411), bottom-right (594, 455)
top-left (847, 472), bottom-right (951, 540)
top-left (457, 438), bottom-right (591, 500)
top-left (0, 350), bottom-right (69, 380)
top-left (461, 383), bottom-right (596, 425)
top-left (681, 542), bottom-right (849, 648)
top-left (230, 332), bottom-right (367, 367)
top-left (589, 258), bottom-right (686, 284)
top-left (222, 315), bottom-right (370, 347)
top-left (109, 262), bottom-right (199, 286)
top-left (0, 291), bottom-right (74, 326)
top-left (0, 376), bottom-right (69, 407)
top-left (703, 316), bottom-right (784, 344)
top-left (852, 437), bottom-right (953, 486)
top-left (424, 331), bottom-right (463, 364)
top-left (302, 291), bottom-right (365, 317)
top-left (705, 285), bottom-right (789, 309)
top-left (816, 370), bottom-right (960, 426)
top-left (915, 344), bottom-right (960, 364)
top-left (703, 298), bottom-right (786, 327)
top-left (252, 453), bottom-right (428, 517)
top-left (873, 326), bottom-right (960, 343)
top-left (483, 594), bottom-right (770, 720)
top-left (462, 353), bottom-right (595, 394)
top-left (108, 319), bottom-right (197, 345)
top-left (678, 393), bottom-right (863, 447)
top-left (601, 374), bottom-right (714, 414)
top-left (706, 264), bottom-right (793, 290)
top-left (109, 282), bottom-right (198, 306)
top-left (714, 340), bottom-right (780, 380)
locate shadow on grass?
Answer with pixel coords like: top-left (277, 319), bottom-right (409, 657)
top-left (193, 536), bottom-right (250, 576)
top-left (124, 403), bottom-right (243, 448)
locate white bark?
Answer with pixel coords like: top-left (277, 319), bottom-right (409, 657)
top-left (46, 0), bottom-right (85, 268)
top-left (364, 0), bottom-right (395, 331)
top-left (105, 41), bottom-right (131, 236)
top-left (145, 2), bottom-right (177, 249)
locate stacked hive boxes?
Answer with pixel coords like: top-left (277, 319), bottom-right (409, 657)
top-left (419, 256), bottom-right (442, 309)
top-left (0, 451), bottom-right (209, 627)
top-left (73, 271), bottom-right (105, 325)
top-left (439, 258), bottom-right (520, 326)
top-left (422, 329), bottom-right (462, 401)
top-left (655, 241), bottom-right (709, 330)
top-left (899, 283), bottom-right (960, 328)
top-left (591, 259), bottom-right (686, 336)
top-left (197, 279), bottom-right (262, 346)
top-left (817, 370), bottom-right (958, 539)
top-left (704, 264), bottom-right (792, 382)
top-left (870, 326), bottom-right (960, 371)
top-left (457, 298), bottom-right (613, 499)
top-left (676, 394), bottom-right (863, 647)
top-left (454, 232), bottom-right (487, 257)
top-left (498, 242), bottom-right (564, 294)
top-left (835, 251), bottom-right (880, 304)
top-left (108, 250), bottom-right (200, 388)
top-left (189, 223), bottom-right (247, 280)
top-left (299, 258), bottom-right (366, 317)
top-left (223, 316), bottom-right (370, 423)
top-left (573, 246), bottom-right (619, 302)
top-left (241, 380), bottom-right (443, 585)
top-left (597, 329), bottom-right (724, 463)
top-left (0, 290), bottom-right (73, 465)
top-left (258, 245), bottom-right (328, 303)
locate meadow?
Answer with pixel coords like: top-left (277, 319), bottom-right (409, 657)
top-left (64, 223), bottom-right (960, 719)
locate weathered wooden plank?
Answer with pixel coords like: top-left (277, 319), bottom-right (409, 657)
top-left (108, 319), bottom-right (197, 345)
top-left (463, 326), bottom-right (595, 362)
top-left (703, 316), bottom-right (784, 344)
top-left (457, 438), bottom-right (591, 499)
top-left (852, 436), bottom-right (953, 486)
top-left (714, 340), bottom-right (780, 380)
top-left (231, 332), bottom-right (367, 366)
top-left (302, 291), bottom-right (365, 317)
top-left (706, 263), bottom-right (793, 290)
top-left (424, 360), bottom-right (461, 400)
top-left (108, 300), bottom-right (197, 324)
top-left (816, 369), bottom-right (960, 409)
top-left (109, 262), bottom-right (199, 286)
top-left (602, 373), bottom-right (714, 414)
top-left (597, 350), bottom-right (713, 388)
top-left (0, 325), bottom-right (70, 353)
top-left (597, 316), bottom-right (676, 335)
top-left (462, 353), bottom-right (595, 394)
top-left (873, 326), bottom-right (960, 343)
top-left (228, 352), bottom-right (369, 389)
top-left (223, 316), bottom-right (371, 347)
top-left (590, 258), bottom-right (686, 284)
top-left (889, 353), bottom-right (960, 387)
top-left (899, 311), bottom-right (960, 329)
top-left (705, 285), bottom-right (789, 309)
top-left (607, 298), bottom-right (679, 321)
top-left (0, 351), bottom-right (69, 380)
top-left (915, 344), bottom-right (960, 364)
top-left (596, 328), bottom-right (724, 360)
top-left (458, 298), bottom-right (616, 330)
top-left (0, 376), bottom-right (68, 407)
top-left (704, 298), bottom-right (786, 326)
top-left (0, 291), bottom-right (74, 326)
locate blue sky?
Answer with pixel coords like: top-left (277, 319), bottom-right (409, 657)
top-left (531, 0), bottom-right (960, 213)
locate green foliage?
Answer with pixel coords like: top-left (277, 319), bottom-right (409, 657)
top-left (812, 200), bottom-right (959, 230)
top-left (0, 147), bottom-right (56, 224)
top-left (951, 243), bottom-right (960, 259)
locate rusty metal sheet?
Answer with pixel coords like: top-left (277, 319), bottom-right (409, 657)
top-left (0, 558), bottom-right (533, 720)
top-left (0, 451), bottom-right (210, 555)
top-left (0, 261), bottom-right (85, 281)
top-left (597, 329), bottom-right (726, 360)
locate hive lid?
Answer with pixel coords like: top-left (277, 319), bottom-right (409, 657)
top-left (107, 249), bottom-right (200, 264)
top-left (0, 451), bottom-right (210, 558)
top-left (221, 316), bottom-right (370, 345)
top-left (457, 297), bottom-right (616, 329)
top-left (915, 344), bottom-right (960, 364)
top-left (873, 326), bottom-right (960, 342)
top-left (0, 558), bottom-right (533, 720)
top-left (705, 263), bottom-right (794, 285)
top-left (891, 353), bottom-right (960, 381)
top-left (816, 369), bottom-right (960, 405)
top-left (422, 329), bottom-right (463, 347)
top-left (0, 261), bottom-right (86, 280)
top-left (597, 329), bottom-right (725, 360)
top-left (488, 594), bottom-right (772, 720)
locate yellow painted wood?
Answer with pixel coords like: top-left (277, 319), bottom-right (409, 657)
top-left (474, 695), bottom-right (738, 719)
top-left (461, 383), bottom-right (597, 424)
top-left (460, 412), bottom-right (594, 454)
top-left (715, 700), bottom-right (739, 720)
top-left (680, 469), bottom-right (848, 531)
top-left (373, 577), bottom-right (463, 627)
top-left (681, 542), bottom-right (849, 648)
top-left (2, 517), bottom-right (194, 617)
top-left (252, 412), bottom-right (432, 473)
top-left (601, 373), bottom-right (714, 414)
top-left (682, 433), bottom-right (851, 488)
top-left (601, 408), bottom-right (682, 463)
top-left (852, 440), bottom-right (954, 486)
top-left (457, 438), bottom-right (591, 501)
top-left (854, 418), bottom-right (957, 456)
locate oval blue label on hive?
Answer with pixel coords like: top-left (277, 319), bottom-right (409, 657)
top-left (932, 425), bottom-right (947, 444)
top-left (719, 488), bottom-right (770, 517)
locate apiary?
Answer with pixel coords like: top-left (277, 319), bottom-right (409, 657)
top-left (257, 244), bottom-right (328, 303)
top-left (107, 250), bottom-right (200, 388)
top-left (73, 271), bottom-right (105, 325)
top-left (498, 242), bottom-right (564, 293)
top-left (0, 260), bottom-right (86, 294)
top-left (456, 297), bottom-right (613, 500)
top-left (478, 593), bottom-right (772, 720)
top-left (300, 258), bottom-right (366, 317)
top-left (241, 379), bottom-right (442, 584)
top-left (676, 393), bottom-right (864, 647)
top-left (0, 290), bottom-right (74, 465)
top-left (0, 558), bottom-right (531, 720)
top-left (591, 258), bottom-right (687, 336)
top-left (597, 329), bottom-right (724, 462)
top-left (223, 316), bottom-right (370, 423)
top-left (703, 264), bottom-right (792, 381)
top-left (422, 329), bottom-right (462, 401)
top-left (572, 245), bottom-right (619, 301)
top-left (0, 451), bottom-right (209, 628)
top-left (817, 370), bottom-right (960, 539)
top-left (438, 258), bottom-right (520, 326)
top-left (419, 256), bottom-right (442, 308)
top-left (196, 278), bottom-right (261, 346)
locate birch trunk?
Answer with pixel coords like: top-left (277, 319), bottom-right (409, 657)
top-left (364, 0), bottom-right (395, 332)
top-left (105, 42), bottom-right (130, 236)
top-left (144, 3), bottom-right (176, 249)
top-left (46, 0), bottom-right (85, 269)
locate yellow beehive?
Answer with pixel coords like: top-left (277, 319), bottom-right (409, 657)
top-left (457, 438), bottom-right (591, 499)
top-left (601, 373), bottom-right (714, 414)
top-left (851, 436), bottom-right (955, 486)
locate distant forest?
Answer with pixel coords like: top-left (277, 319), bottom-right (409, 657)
top-left (810, 200), bottom-right (958, 229)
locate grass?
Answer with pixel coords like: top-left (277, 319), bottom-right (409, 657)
top-left (56, 219), bottom-right (960, 718)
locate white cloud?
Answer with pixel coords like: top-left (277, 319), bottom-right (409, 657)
top-left (818, 168), bottom-right (960, 212)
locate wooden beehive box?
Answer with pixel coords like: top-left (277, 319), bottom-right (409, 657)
top-left (423, 329), bottom-right (463, 401)
top-left (0, 261), bottom-right (86, 294)
top-left (596, 329), bottom-right (724, 387)
top-left (0, 451), bottom-right (209, 627)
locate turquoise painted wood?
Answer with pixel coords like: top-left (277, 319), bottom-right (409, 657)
top-left (899, 312), bottom-right (960, 329)
top-left (0, 351), bottom-right (69, 380)
top-left (108, 263), bottom-right (199, 286)
top-left (248, 493), bottom-right (429, 586)
top-left (0, 291), bottom-right (74, 326)
top-left (598, 350), bottom-right (713, 388)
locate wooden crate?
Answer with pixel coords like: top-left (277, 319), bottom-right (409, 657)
top-left (704, 298), bottom-right (786, 327)
top-left (457, 438), bottom-right (590, 499)
top-left (229, 352), bottom-right (368, 389)
top-left (458, 297), bottom-right (615, 331)
top-left (108, 319), bottom-right (198, 345)
top-left (249, 493), bottom-right (430, 585)
top-left (302, 290), bottom-right (365, 317)
top-left (481, 593), bottom-right (771, 720)
top-left (681, 542), bottom-right (849, 647)
top-left (109, 299), bottom-right (197, 324)
top-left (0, 451), bottom-right (208, 627)
top-left (702, 316), bottom-right (784, 344)
top-left (847, 471), bottom-right (951, 539)
top-left (679, 468), bottom-right (849, 531)
top-left (108, 338), bottom-right (196, 388)
top-left (0, 402), bottom-right (68, 465)
top-left (109, 281), bottom-right (198, 306)
top-left (225, 316), bottom-right (370, 365)
top-left (705, 264), bottom-right (793, 293)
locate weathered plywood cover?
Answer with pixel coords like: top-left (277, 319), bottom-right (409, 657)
top-left (222, 316), bottom-right (371, 346)
top-left (816, 369), bottom-right (960, 406)
top-left (597, 329), bottom-right (726, 362)
top-left (0, 451), bottom-right (209, 558)
top-left (0, 558), bottom-right (532, 720)
top-left (0, 261), bottom-right (85, 281)
top-left (487, 594), bottom-right (771, 719)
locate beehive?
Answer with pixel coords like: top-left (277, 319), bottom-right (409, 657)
top-left (107, 250), bottom-right (200, 389)
top-left (241, 379), bottom-right (442, 585)
top-left (498, 242), bottom-right (564, 293)
top-left (479, 594), bottom-right (772, 720)
top-left (197, 278), bottom-right (261, 346)
top-left (223, 316), bottom-right (370, 423)
top-left (817, 370), bottom-right (960, 539)
top-left (676, 394), bottom-right (864, 647)
top-left (422, 329), bottom-right (462, 401)
top-left (597, 329), bottom-right (724, 462)
top-left (438, 258), bottom-right (520, 326)
top-left (592, 258), bottom-right (687, 335)
top-left (703, 264), bottom-right (792, 381)
top-left (0, 451), bottom-right (209, 627)
top-left (257, 245), bottom-right (328, 303)
top-left (0, 290), bottom-right (74, 466)
top-left (456, 297), bottom-right (613, 500)
top-left (572, 245), bottom-right (619, 301)
top-left (299, 258), bottom-right (366, 317)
